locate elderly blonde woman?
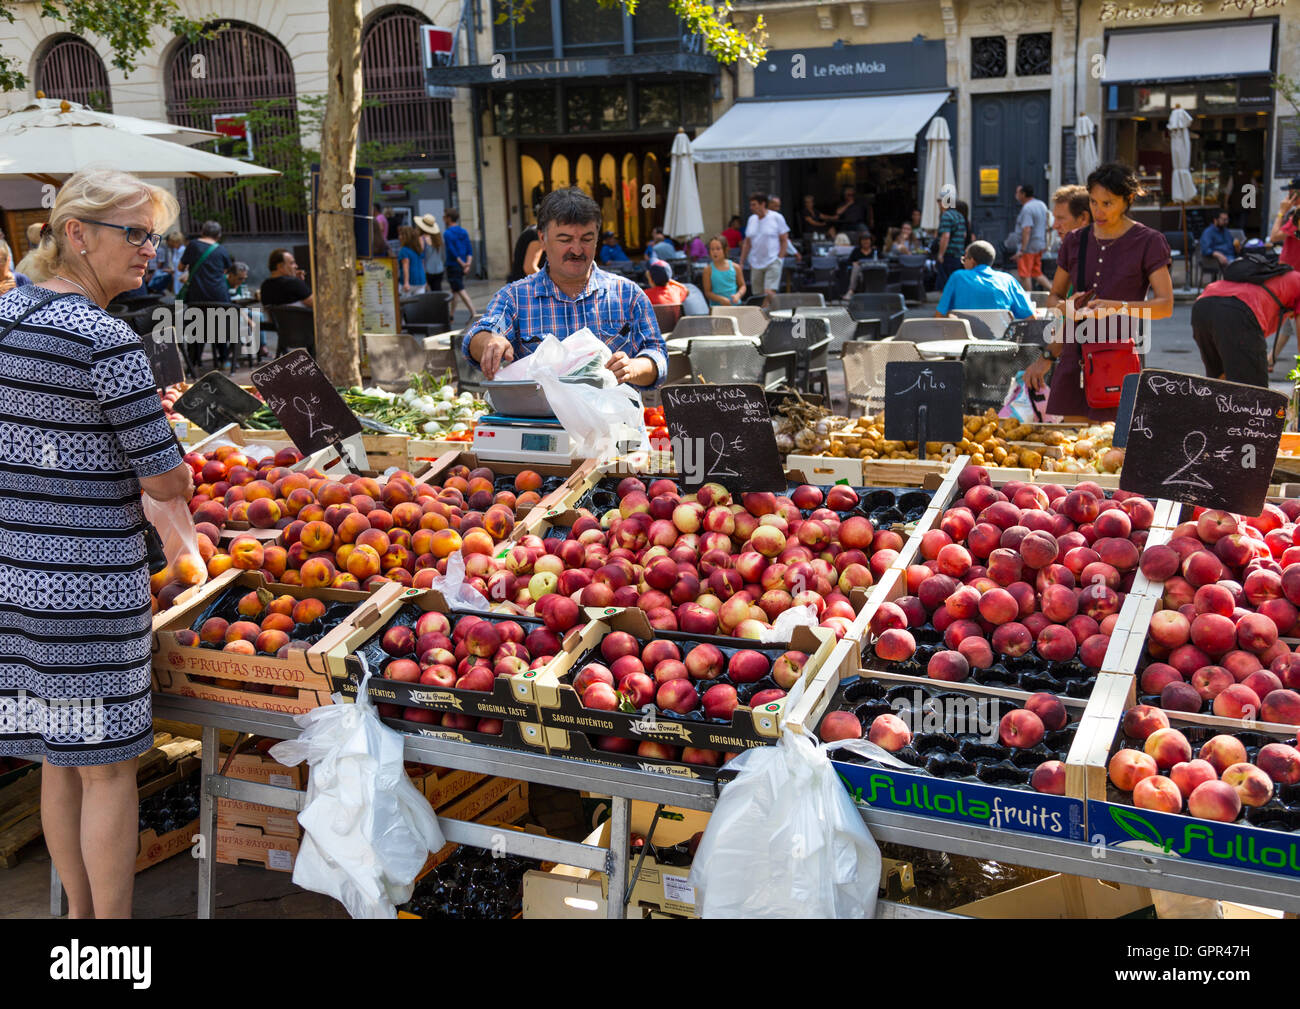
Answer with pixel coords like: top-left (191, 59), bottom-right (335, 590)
top-left (0, 168), bottom-right (193, 918)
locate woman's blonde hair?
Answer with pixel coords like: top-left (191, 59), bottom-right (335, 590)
top-left (28, 168), bottom-right (179, 278)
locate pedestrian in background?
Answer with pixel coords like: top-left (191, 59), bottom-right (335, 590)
top-left (1050, 185), bottom-right (1091, 246)
top-left (418, 214), bottom-right (446, 291)
top-left (1014, 184), bottom-right (1051, 291)
top-left (934, 196), bottom-right (967, 288)
top-left (739, 192), bottom-right (791, 308)
top-left (443, 208), bottom-right (476, 322)
top-left (397, 225), bottom-right (427, 295)
top-left (0, 239), bottom-right (29, 292)
top-left (722, 215), bottom-right (744, 249)
top-left (702, 234), bottom-right (745, 306)
top-left (1270, 178), bottom-right (1300, 271)
top-left (1199, 210), bottom-right (1237, 270)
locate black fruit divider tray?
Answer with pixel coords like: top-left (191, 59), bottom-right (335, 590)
top-left (819, 676), bottom-right (1078, 791)
top-left (492, 473), bottom-right (566, 497)
top-left (187, 583), bottom-right (354, 656)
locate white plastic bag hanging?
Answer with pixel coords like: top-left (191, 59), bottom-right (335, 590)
top-left (430, 550), bottom-right (492, 611)
top-left (493, 328), bottom-right (648, 459)
top-left (268, 667), bottom-right (444, 919)
top-left (141, 493), bottom-right (207, 586)
top-left (687, 725), bottom-right (882, 918)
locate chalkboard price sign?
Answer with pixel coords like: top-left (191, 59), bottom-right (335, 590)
top-left (883, 361), bottom-right (964, 459)
top-left (1119, 369), bottom-right (1287, 516)
top-left (660, 383), bottom-right (786, 492)
top-left (172, 371), bottom-right (262, 433)
top-left (250, 349), bottom-right (363, 456)
top-left (1112, 372), bottom-right (1141, 449)
top-left (142, 328), bottom-right (184, 390)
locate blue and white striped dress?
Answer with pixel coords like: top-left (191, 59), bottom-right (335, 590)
top-left (0, 287), bottom-right (182, 766)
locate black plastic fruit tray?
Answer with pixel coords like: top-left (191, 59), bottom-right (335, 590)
top-left (399, 848), bottom-right (538, 919)
top-left (870, 623), bottom-right (1100, 698)
top-left (187, 584), bottom-right (353, 655)
top-left (1112, 724), bottom-right (1300, 833)
top-left (570, 478), bottom-right (933, 528)
top-left (491, 472), bottom-right (567, 498)
top-left (821, 676), bottom-right (1079, 790)
top-left (139, 776), bottom-right (200, 834)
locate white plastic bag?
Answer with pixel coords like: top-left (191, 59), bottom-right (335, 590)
top-left (758, 604), bottom-right (819, 644)
top-left (430, 550), bottom-right (491, 611)
top-left (268, 667), bottom-right (444, 919)
top-left (493, 328), bottom-right (648, 458)
top-left (687, 725), bottom-right (882, 918)
top-left (141, 493), bottom-right (207, 585)
top-left (998, 370), bottom-right (1060, 423)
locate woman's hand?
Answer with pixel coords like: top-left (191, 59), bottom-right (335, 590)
top-left (141, 462), bottom-right (194, 503)
top-left (1024, 355), bottom-right (1053, 392)
top-left (730, 294), bottom-right (740, 304)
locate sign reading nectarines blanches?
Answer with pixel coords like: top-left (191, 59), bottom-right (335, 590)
top-left (660, 383), bottom-right (786, 492)
top-left (251, 349), bottom-right (363, 456)
top-left (1119, 370), bottom-right (1286, 516)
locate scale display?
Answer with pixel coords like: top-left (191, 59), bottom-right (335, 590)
top-left (521, 433), bottom-right (558, 453)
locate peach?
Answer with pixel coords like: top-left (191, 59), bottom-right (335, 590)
top-left (260, 612), bottom-right (295, 634)
top-left (1169, 759), bottom-right (1218, 799)
top-left (224, 620), bottom-right (261, 644)
top-left (1031, 760), bottom-right (1066, 795)
top-left (819, 710), bottom-right (864, 743)
top-left (1189, 665), bottom-right (1232, 702)
top-left (1185, 779), bottom-right (1242, 822)
top-left (926, 649), bottom-right (970, 682)
top-left (656, 678), bottom-right (699, 714)
top-left (1257, 742), bottom-right (1300, 784)
top-left (223, 639), bottom-right (256, 655)
top-left (1143, 727), bottom-right (1193, 770)
top-left (1198, 734), bottom-right (1249, 775)
top-left (875, 628), bottom-right (916, 663)
top-left (1212, 683), bottom-right (1261, 720)
top-left (1261, 688), bottom-right (1300, 726)
top-left (1183, 550), bottom-right (1225, 588)
top-left (727, 650), bottom-right (770, 684)
top-left (1026, 691), bottom-right (1068, 731)
top-left (1140, 662), bottom-right (1182, 696)
top-left (1148, 610), bottom-right (1190, 649)
top-left (1221, 762), bottom-right (1273, 807)
top-left (1159, 681), bottom-right (1202, 713)
top-left (957, 635), bottom-right (995, 670)
top-left (868, 713), bottom-right (912, 752)
top-left (977, 587), bottom-right (1019, 625)
top-left (1108, 748), bottom-right (1159, 791)
top-left (1133, 775), bottom-right (1183, 813)
top-left (991, 622), bottom-right (1032, 658)
top-left (1236, 612), bottom-right (1278, 655)
top-left (198, 616), bottom-right (229, 644)
top-left (999, 709), bottom-right (1045, 749)
top-left (1036, 624), bottom-right (1077, 663)
top-left (1139, 544), bottom-right (1180, 582)
top-left (1121, 704), bottom-right (1170, 741)
top-left (1188, 613), bottom-right (1236, 657)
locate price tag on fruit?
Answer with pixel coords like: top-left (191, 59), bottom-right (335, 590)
top-left (1119, 369), bottom-right (1287, 515)
top-left (660, 383), bottom-right (786, 492)
top-left (173, 371), bottom-right (262, 432)
top-left (883, 362), bottom-right (964, 458)
top-left (250, 349), bottom-right (363, 456)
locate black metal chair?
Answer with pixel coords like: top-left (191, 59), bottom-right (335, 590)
top-left (848, 293), bottom-right (906, 337)
top-left (265, 305), bottom-right (316, 358)
top-left (449, 328), bottom-right (484, 395)
top-left (895, 255), bottom-right (927, 305)
top-left (768, 292), bottom-right (825, 310)
top-left (685, 338), bottom-right (794, 391)
top-left (400, 291), bottom-right (453, 337)
top-left (960, 343), bottom-right (1041, 414)
top-left (800, 255), bottom-right (839, 301)
top-left (181, 300), bottom-right (242, 373)
top-left (1198, 254), bottom-right (1224, 289)
top-left (852, 261), bottom-right (890, 295)
top-left (1006, 317), bottom-right (1053, 347)
top-left (652, 302), bottom-right (682, 336)
top-left (761, 316), bottom-right (831, 397)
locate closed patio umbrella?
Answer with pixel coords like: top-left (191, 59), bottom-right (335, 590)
top-left (920, 117), bottom-right (956, 232)
top-left (663, 128), bottom-right (704, 242)
top-left (1076, 114), bottom-right (1099, 184)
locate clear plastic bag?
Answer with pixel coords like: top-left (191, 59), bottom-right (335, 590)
top-left (494, 328), bottom-right (648, 458)
top-left (430, 550), bottom-right (491, 611)
top-left (141, 493), bottom-right (207, 585)
top-left (687, 725), bottom-right (882, 918)
top-left (268, 666), bottom-right (445, 919)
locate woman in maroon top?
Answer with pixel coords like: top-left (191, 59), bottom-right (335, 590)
top-left (1024, 163), bottom-right (1174, 421)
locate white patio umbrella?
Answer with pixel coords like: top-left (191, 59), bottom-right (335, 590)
top-left (662, 128), bottom-right (704, 241)
top-left (1168, 107), bottom-right (1197, 203)
top-left (920, 117), bottom-right (956, 232)
top-left (1075, 114), bottom-right (1100, 184)
top-left (0, 98), bottom-right (278, 183)
top-left (5, 98), bottom-right (223, 147)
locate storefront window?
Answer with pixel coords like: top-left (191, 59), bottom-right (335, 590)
top-left (516, 89), bottom-right (558, 135)
top-left (493, 1), bottom-right (554, 59)
top-left (1171, 93), bottom-right (1197, 112)
top-left (1201, 82), bottom-right (1235, 109)
top-left (1136, 89), bottom-right (1166, 113)
top-left (634, 0), bottom-right (681, 53)
top-left (600, 89), bottom-right (629, 131)
top-left (565, 85), bottom-right (629, 133)
top-left (1238, 77), bottom-right (1273, 107)
top-left (493, 92), bottom-right (515, 135)
top-left (562, 0), bottom-right (624, 56)
top-left (638, 83), bottom-right (677, 130)
top-left (682, 80), bottom-right (711, 126)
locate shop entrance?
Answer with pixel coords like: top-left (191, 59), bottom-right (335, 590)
top-left (518, 138), bottom-right (672, 252)
top-left (970, 92), bottom-right (1050, 256)
top-left (784, 155), bottom-right (918, 241)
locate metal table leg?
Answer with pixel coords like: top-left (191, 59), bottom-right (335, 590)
top-left (605, 795), bottom-right (631, 920)
top-left (197, 725), bottom-right (218, 919)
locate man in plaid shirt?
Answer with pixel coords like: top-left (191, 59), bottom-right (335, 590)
top-left (463, 189), bottom-right (667, 388)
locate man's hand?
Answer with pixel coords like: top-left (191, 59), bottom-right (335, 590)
top-left (477, 334), bottom-right (514, 379)
top-left (606, 352), bottom-right (654, 386)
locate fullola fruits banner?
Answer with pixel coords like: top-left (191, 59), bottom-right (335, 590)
top-left (1089, 800), bottom-right (1300, 878)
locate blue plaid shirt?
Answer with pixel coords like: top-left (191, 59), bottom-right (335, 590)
top-left (463, 265), bottom-right (668, 387)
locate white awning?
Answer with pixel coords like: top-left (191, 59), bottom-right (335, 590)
top-left (690, 91), bottom-right (950, 163)
top-left (1102, 22), bottom-right (1274, 83)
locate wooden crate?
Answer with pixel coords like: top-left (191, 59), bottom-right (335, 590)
top-left (953, 872), bottom-right (1151, 918)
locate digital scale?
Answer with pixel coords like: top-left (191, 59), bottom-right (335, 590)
top-left (472, 413), bottom-right (574, 464)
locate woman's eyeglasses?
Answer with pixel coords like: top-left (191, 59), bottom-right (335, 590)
top-left (80, 220), bottom-right (162, 248)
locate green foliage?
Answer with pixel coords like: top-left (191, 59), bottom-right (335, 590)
top-left (185, 94), bottom-right (419, 221)
top-left (494, 0), bottom-right (767, 66)
top-left (0, 2), bottom-right (215, 92)
top-left (1275, 73), bottom-right (1299, 115)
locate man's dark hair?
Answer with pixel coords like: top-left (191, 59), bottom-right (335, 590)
top-left (749, 192), bottom-right (767, 206)
top-left (965, 241), bottom-right (996, 267)
top-left (729, 215), bottom-right (742, 227)
top-left (268, 248), bottom-right (291, 272)
top-left (538, 188), bottom-right (602, 232)
top-left (200, 220), bottom-right (222, 239)
top-left (1019, 184), bottom-right (1034, 199)
top-left (445, 207), bottom-right (460, 223)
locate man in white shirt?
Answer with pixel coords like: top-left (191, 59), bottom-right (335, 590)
top-left (739, 192), bottom-right (791, 307)
top-left (1014, 184), bottom-right (1051, 292)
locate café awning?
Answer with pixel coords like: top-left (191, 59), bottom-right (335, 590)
top-left (690, 91), bottom-right (950, 163)
top-left (1102, 22), bottom-right (1274, 83)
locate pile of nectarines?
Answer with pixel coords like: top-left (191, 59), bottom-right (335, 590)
top-left (1137, 506), bottom-right (1300, 722)
top-left (868, 465), bottom-right (1156, 684)
top-left (1110, 704), bottom-right (1300, 823)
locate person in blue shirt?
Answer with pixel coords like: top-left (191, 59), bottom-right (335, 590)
top-left (396, 225), bottom-right (427, 294)
top-left (442, 208), bottom-right (475, 322)
top-left (599, 231), bottom-right (630, 263)
top-left (645, 227), bottom-right (684, 261)
top-left (936, 240), bottom-right (1034, 319)
top-left (464, 188), bottom-right (666, 390)
top-left (1199, 211), bottom-right (1237, 269)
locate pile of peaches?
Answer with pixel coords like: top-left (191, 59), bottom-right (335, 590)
top-left (153, 443), bottom-right (545, 612)
top-left (1136, 505), bottom-right (1300, 722)
top-left (495, 476), bottom-right (906, 641)
top-left (865, 465), bottom-right (1156, 684)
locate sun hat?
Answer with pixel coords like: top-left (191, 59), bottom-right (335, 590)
top-left (415, 213), bottom-right (441, 236)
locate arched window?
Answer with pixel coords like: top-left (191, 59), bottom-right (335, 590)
top-left (36, 35), bottom-right (112, 112)
top-left (362, 5), bottom-right (454, 165)
top-left (164, 22), bottom-right (302, 236)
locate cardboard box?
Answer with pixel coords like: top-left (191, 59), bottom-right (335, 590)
top-left (420, 780), bottom-right (531, 876)
top-left (217, 798), bottom-right (301, 838)
top-left (952, 873), bottom-right (1151, 918)
top-left (406, 764), bottom-right (489, 809)
top-left (219, 746), bottom-right (306, 790)
top-left (216, 742), bottom-right (305, 839)
top-left (216, 824), bottom-right (300, 872)
top-left (151, 570), bottom-right (404, 714)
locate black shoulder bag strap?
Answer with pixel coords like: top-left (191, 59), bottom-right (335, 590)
top-left (1258, 277), bottom-right (1290, 339)
top-left (1076, 225), bottom-right (1090, 296)
top-left (0, 290), bottom-right (81, 346)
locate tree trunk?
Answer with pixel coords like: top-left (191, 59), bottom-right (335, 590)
top-left (314, 0), bottom-right (364, 387)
